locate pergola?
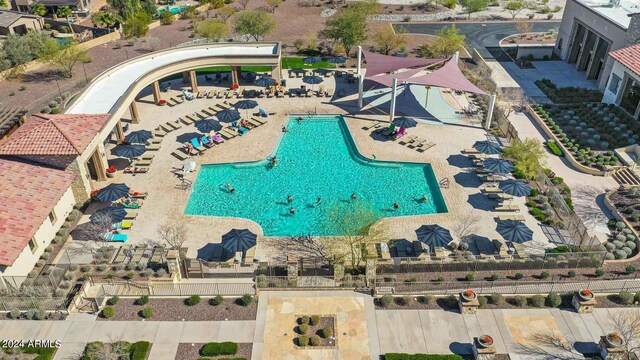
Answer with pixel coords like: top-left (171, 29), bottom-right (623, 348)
top-left (355, 46), bottom-right (497, 129)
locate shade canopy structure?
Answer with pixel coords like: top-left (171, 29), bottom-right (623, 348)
top-left (110, 144), bottom-right (146, 158)
top-left (221, 228), bottom-right (257, 253)
top-left (368, 67), bottom-right (425, 88)
top-left (125, 130), bottom-right (152, 144)
top-left (499, 180), bottom-right (532, 197)
top-left (255, 77), bottom-right (276, 87)
top-left (195, 119), bottom-right (222, 133)
top-left (415, 224), bottom-right (453, 248)
top-left (473, 141), bottom-right (503, 155)
top-left (96, 183), bottom-right (130, 202)
top-left (90, 206), bottom-right (127, 223)
top-left (496, 220), bottom-right (533, 243)
top-left (392, 116), bottom-right (418, 128)
top-left (327, 56), bottom-right (346, 64)
top-left (303, 56), bottom-right (322, 64)
top-left (408, 57), bottom-right (487, 95)
top-left (215, 108), bottom-right (241, 122)
top-left (483, 158), bottom-right (514, 174)
top-left (362, 50), bottom-right (446, 78)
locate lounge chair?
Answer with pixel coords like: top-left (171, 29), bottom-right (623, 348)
top-left (197, 91), bottom-right (205, 99)
top-left (495, 205), bottom-right (519, 212)
top-left (482, 187), bottom-right (503, 194)
top-left (462, 148), bottom-right (481, 154)
top-left (153, 129), bottom-right (166, 137)
top-left (379, 124), bottom-right (396, 136)
top-left (181, 90), bottom-right (195, 101)
top-left (103, 232), bottom-right (128, 243)
top-left (180, 117), bottom-right (194, 125)
top-left (139, 153), bottom-right (155, 160)
top-left (211, 133), bottom-right (224, 144)
top-left (202, 108), bottom-right (214, 116)
top-left (124, 210), bottom-right (138, 220)
top-left (167, 121), bottom-right (182, 130)
top-left (201, 136), bottom-right (214, 148)
top-left (146, 144), bottom-right (161, 151)
top-left (468, 153), bottom-right (488, 160)
top-left (112, 221), bottom-right (133, 230)
top-left (122, 201), bottom-right (142, 209)
top-left (160, 123), bottom-right (173, 132)
top-left (416, 141), bottom-right (436, 152)
top-left (190, 138), bottom-right (205, 152)
top-left (134, 159), bottom-right (152, 167)
top-left (195, 111), bottom-right (207, 119)
top-left (398, 136), bottom-right (418, 146)
top-left (129, 191), bottom-right (147, 199)
top-left (207, 91), bottom-right (214, 99)
top-left (497, 214), bottom-right (525, 221)
top-left (251, 116), bottom-right (266, 125)
top-left (247, 118), bottom-right (262, 128)
top-left (407, 138), bottom-right (424, 149)
top-left (124, 166), bottom-right (148, 174)
top-left (219, 129), bottom-right (236, 140)
top-left (172, 150), bottom-right (189, 160)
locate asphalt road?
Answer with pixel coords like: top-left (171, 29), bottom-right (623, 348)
top-left (394, 21), bottom-right (561, 59)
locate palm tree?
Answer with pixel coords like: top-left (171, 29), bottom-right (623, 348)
top-left (30, 2), bottom-right (47, 16)
top-left (56, 6), bottom-right (75, 34)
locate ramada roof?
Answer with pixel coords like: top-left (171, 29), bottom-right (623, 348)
top-left (610, 43), bottom-right (640, 77)
top-left (0, 113), bottom-right (110, 156)
top-left (0, 158), bottom-right (76, 266)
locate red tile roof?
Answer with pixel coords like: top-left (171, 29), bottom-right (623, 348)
top-left (0, 114), bottom-right (110, 156)
top-left (610, 44), bottom-right (640, 77)
top-left (0, 159), bottom-right (77, 266)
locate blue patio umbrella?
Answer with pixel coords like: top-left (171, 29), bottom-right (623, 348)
top-left (483, 158), bottom-right (514, 174)
top-left (303, 75), bottom-right (323, 91)
top-left (110, 144), bottom-right (146, 158)
top-left (303, 56), bottom-right (322, 64)
top-left (415, 224), bottom-right (453, 248)
top-left (215, 108), bottom-right (241, 123)
top-left (499, 179), bottom-right (532, 197)
top-left (95, 183), bottom-right (130, 202)
top-left (234, 99), bottom-right (259, 118)
top-left (392, 116), bottom-right (418, 128)
top-left (221, 229), bottom-right (257, 253)
top-left (195, 119), bottom-right (222, 133)
top-left (496, 220), bottom-right (533, 244)
top-left (473, 141), bottom-right (503, 155)
top-left (125, 130), bottom-right (152, 144)
top-left (327, 56), bottom-right (346, 64)
top-left (255, 76), bottom-right (276, 87)
top-left (90, 206), bottom-right (127, 223)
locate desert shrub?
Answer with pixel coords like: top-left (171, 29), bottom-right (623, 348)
top-left (309, 335), bottom-right (322, 346)
top-left (530, 295), bottom-right (546, 307)
top-left (186, 295), bottom-right (201, 306)
top-left (299, 315), bottom-right (310, 324)
top-left (102, 306), bottom-right (115, 319)
top-left (25, 309), bottom-right (38, 320)
top-left (130, 341), bottom-right (151, 360)
top-left (200, 342), bottom-right (238, 356)
top-left (33, 309), bottom-right (47, 320)
top-left (80, 265), bottom-right (91, 272)
top-left (514, 296), bottom-right (527, 307)
top-left (8, 309), bottom-right (21, 319)
top-left (514, 273), bottom-right (524, 280)
top-left (489, 274), bottom-right (499, 281)
top-left (210, 295), bottom-right (224, 306)
top-left (490, 293), bottom-right (503, 305)
top-left (546, 293), bottom-right (562, 307)
top-left (297, 335), bottom-right (309, 346)
top-left (465, 273), bottom-right (475, 281)
top-left (140, 307), bottom-right (154, 318)
top-left (539, 271), bottom-right (550, 280)
top-left (321, 326), bottom-right (333, 338)
top-left (310, 315), bottom-right (320, 326)
top-left (595, 268), bottom-right (605, 277)
top-left (478, 296), bottom-right (488, 308)
top-left (106, 296), bottom-right (119, 306)
top-left (298, 324), bottom-right (309, 334)
top-left (634, 292), bottom-right (640, 303)
top-left (397, 295), bottom-right (413, 306)
top-left (238, 294), bottom-right (253, 306)
top-left (567, 270), bottom-right (576, 278)
top-left (618, 291), bottom-right (634, 305)
top-left (135, 295), bottom-right (149, 305)
top-left (615, 250), bottom-right (628, 259)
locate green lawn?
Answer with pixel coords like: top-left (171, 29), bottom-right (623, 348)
top-left (281, 57), bottom-right (334, 69)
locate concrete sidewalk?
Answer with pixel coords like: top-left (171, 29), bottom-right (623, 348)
top-left (0, 314), bottom-right (255, 360)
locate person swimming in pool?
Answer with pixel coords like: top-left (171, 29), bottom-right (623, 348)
top-left (297, 116), bottom-right (303, 123)
top-left (351, 193), bottom-right (357, 201)
top-left (290, 207), bottom-right (296, 214)
top-left (287, 194), bottom-right (293, 203)
top-left (282, 125), bottom-right (288, 132)
top-left (393, 201), bottom-right (399, 209)
top-left (422, 194), bottom-right (429, 203)
top-left (226, 184), bottom-right (235, 193)
top-left (316, 197), bottom-right (322, 206)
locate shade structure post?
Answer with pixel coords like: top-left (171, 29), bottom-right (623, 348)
top-left (389, 78), bottom-right (398, 122)
top-left (357, 46), bottom-right (364, 109)
top-left (357, 46), bottom-right (362, 75)
top-left (485, 93), bottom-right (497, 130)
top-left (453, 51), bottom-right (459, 63)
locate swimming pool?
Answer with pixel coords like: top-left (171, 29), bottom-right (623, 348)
top-left (185, 116), bottom-right (447, 236)
top-left (157, 5), bottom-right (187, 14)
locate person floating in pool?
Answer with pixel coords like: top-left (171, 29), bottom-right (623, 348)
top-left (316, 197), bottom-right (322, 206)
top-left (351, 193), bottom-right (357, 201)
top-left (282, 125), bottom-right (288, 132)
top-left (290, 207), bottom-right (296, 214)
top-left (287, 194), bottom-right (293, 203)
top-left (393, 201), bottom-right (399, 209)
top-left (422, 194), bottom-right (429, 203)
top-left (297, 116), bottom-right (303, 123)
top-left (226, 183), bottom-right (235, 193)
top-left (269, 156), bottom-right (278, 168)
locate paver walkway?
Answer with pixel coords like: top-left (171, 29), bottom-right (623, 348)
top-left (0, 313), bottom-right (255, 360)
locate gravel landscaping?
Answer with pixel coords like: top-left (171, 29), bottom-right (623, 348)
top-left (294, 315), bottom-right (336, 347)
top-left (98, 297), bottom-right (257, 321)
top-left (174, 343), bottom-right (252, 360)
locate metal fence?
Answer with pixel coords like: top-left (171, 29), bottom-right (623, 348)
top-left (99, 280), bottom-right (255, 297)
top-left (0, 265), bottom-right (67, 296)
top-left (0, 296), bottom-right (67, 311)
top-left (256, 275), bottom-right (367, 289)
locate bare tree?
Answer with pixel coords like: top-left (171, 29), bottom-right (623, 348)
top-left (73, 336), bottom-right (128, 360)
top-left (73, 212), bottom-right (113, 241)
top-left (516, 20), bottom-right (533, 38)
top-left (453, 212), bottom-right (480, 243)
top-left (238, 0), bottom-right (250, 10)
top-left (610, 311), bottom-right (640, 358)
top-left (285, 235), bottom-right (341, 264)
top-left (498, 88), bottom-right (529, 117)
top-left (157, 223), bottom-right (187, 249)
top-left (142, 36), bottom-right (161, 52)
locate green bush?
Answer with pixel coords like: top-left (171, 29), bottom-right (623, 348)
top-left (106, 296), bottom-right (119, 306)
top-left (490, 293), bottom-right (503, 305)
top-left (210, 295), bottom-right (224, 306)
top-left (200, 342), bottom-right (238, 356)
top-left (626, 265), bottom-right (637, 274)
top-left (309, 335), bottom-right (322, 346)
top-left (514, 295), bottom-right (527, 307)
top-left (17, 345), bottom-right (56, 360)
top-left (530, 295), bottom-right (546, 307)
top-left (140, 307), bottom-right (153, 319)
top-left (618, 291), bottom-right (634, 305)
top-left (238, 294), bottom-right (253, 306)
top-left (539, 271), bottom-right (550, 280)
top-left (186, 295), bottom-right (201, 306)
top-left (384, 354), bottom-right (464, 360)
top-left (595, 268), bottom-right (605, 277)
top-left (546, 293), bottom-right (562, 307)
top-left (514, 273), bottom-right (524, 280)
top-left (380, 295), bottom-right (393, 308)
top-left (321, 326), bottom-right (333, 338)
top-left (298, 324), bottom-right (309, 334)
top-left (299, 315), bottom-right (310, 324)
top-left (546, 140), bottom-right (564, 156)
top-left (135, 295), bottom-right (149, 305)
top-left (310, 315), bottom-right (320, 326)
top-left (567, 270), bottom-right (576, 278)
top-left (478, 296), bottom-right (488, 308)
top-left (130, 341), bottom-right (151, 360)
top-left (297, 335), bottom-right (309, 346)
top-left (102, 306), bottom-right (115, 319)
top-left (465, 273), bottom-right (475, 281)
top-left (635, 292), bottom-right (640, 303)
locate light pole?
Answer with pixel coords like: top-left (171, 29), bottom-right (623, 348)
top-left (54, 79), bottom-right (62, 97)
top-left (82, 62), bottom-right (88, 84)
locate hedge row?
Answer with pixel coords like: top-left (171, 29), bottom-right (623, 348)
top-left (385, 354), bottom-right (464, 360)
top-left (200, 342), bottom-right (238, 356)
top-left (130, 341), bottom-right (151, 360)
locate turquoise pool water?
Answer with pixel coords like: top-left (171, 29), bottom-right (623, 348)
top-left (157, 5), bottom-right (186, 14)
top-left (185, 116), bottom-right (447, 236)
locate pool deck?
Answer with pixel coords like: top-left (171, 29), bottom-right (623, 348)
top-left (82, 73), bottom-right (549, 261)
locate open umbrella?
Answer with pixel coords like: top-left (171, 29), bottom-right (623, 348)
top-left (125, 130), bottom-right (152, 144)
top-left (234, 99), bottom-right (259, 119)
top-left (327, 56), bottom-right (346, 64)
top-left (392, 116), bottom-right (418, 128)
top-left (416, 224), bottom-right (453, 248)
top-left (255, 76), bottom-right (276, 87)
top-left (96, 183), bottom-right (130, 202)
top-left (90, 206), bottom-right (127, 223)
top-left (499, 179), bottom-right (532, 197)
top-left (215, 108), bottom-right (241, 123)
top-left (303, 75), bottom-right (323, 91)
top-left (473, 141), bottom-right (503, 155)
top-left (496, 220), bottom-right (533, 243)
top-left (303, 56), bottom-right (322, 64)
top-left (195, 119), bottom-right (222, 133)
top-left (483, 158), bottom-right (514, 174)
top-left (110, 144), bottom-right (146, 158)
top-left (221, 228), bottom-right (257, 253)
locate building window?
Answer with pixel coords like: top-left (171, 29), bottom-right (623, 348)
top-left (608, 74), bottom-right (621, 94)
top-left (48, 210), bottom-right (57, 224)
top-left (28, 237), bottom-right (38, 253)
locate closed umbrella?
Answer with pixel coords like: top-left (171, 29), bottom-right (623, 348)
top-left (327, 56), bottom-right (346, 65)
top-left (416, 224), bottom-right (453, 248)
top-left (234, 99), bottom-right (259, 119)
top-left (90, 206), bottom-right (127, 223)
top-left (195, 119), bottom-right (222, 133)
top-left (483, 158), bottom-right (514, 174)
top-left (499, 179), bottom-right (532, 197)
top-left (303, 75), bottom-right (323, 91)
top-left (303, 56), bottom-right (322, 64)
top-left (215, 108), bottom-right (241, 123)
top-left (96, 183), bottom-right (130, 202)
top-left (125, 130), bottom-right (152, 144)
top-left (221, 229), bottom-right (257, 253)
top-left (392, 116), bottom-right (418, 128)
top-left (473, 141), bottom-right (503, 155)
top-left (110, 144), bottom-right (146, 158)
top-left (255, 77), bottom-right (276, 87)
top-left (496, 220), bottom-right (533, 243)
